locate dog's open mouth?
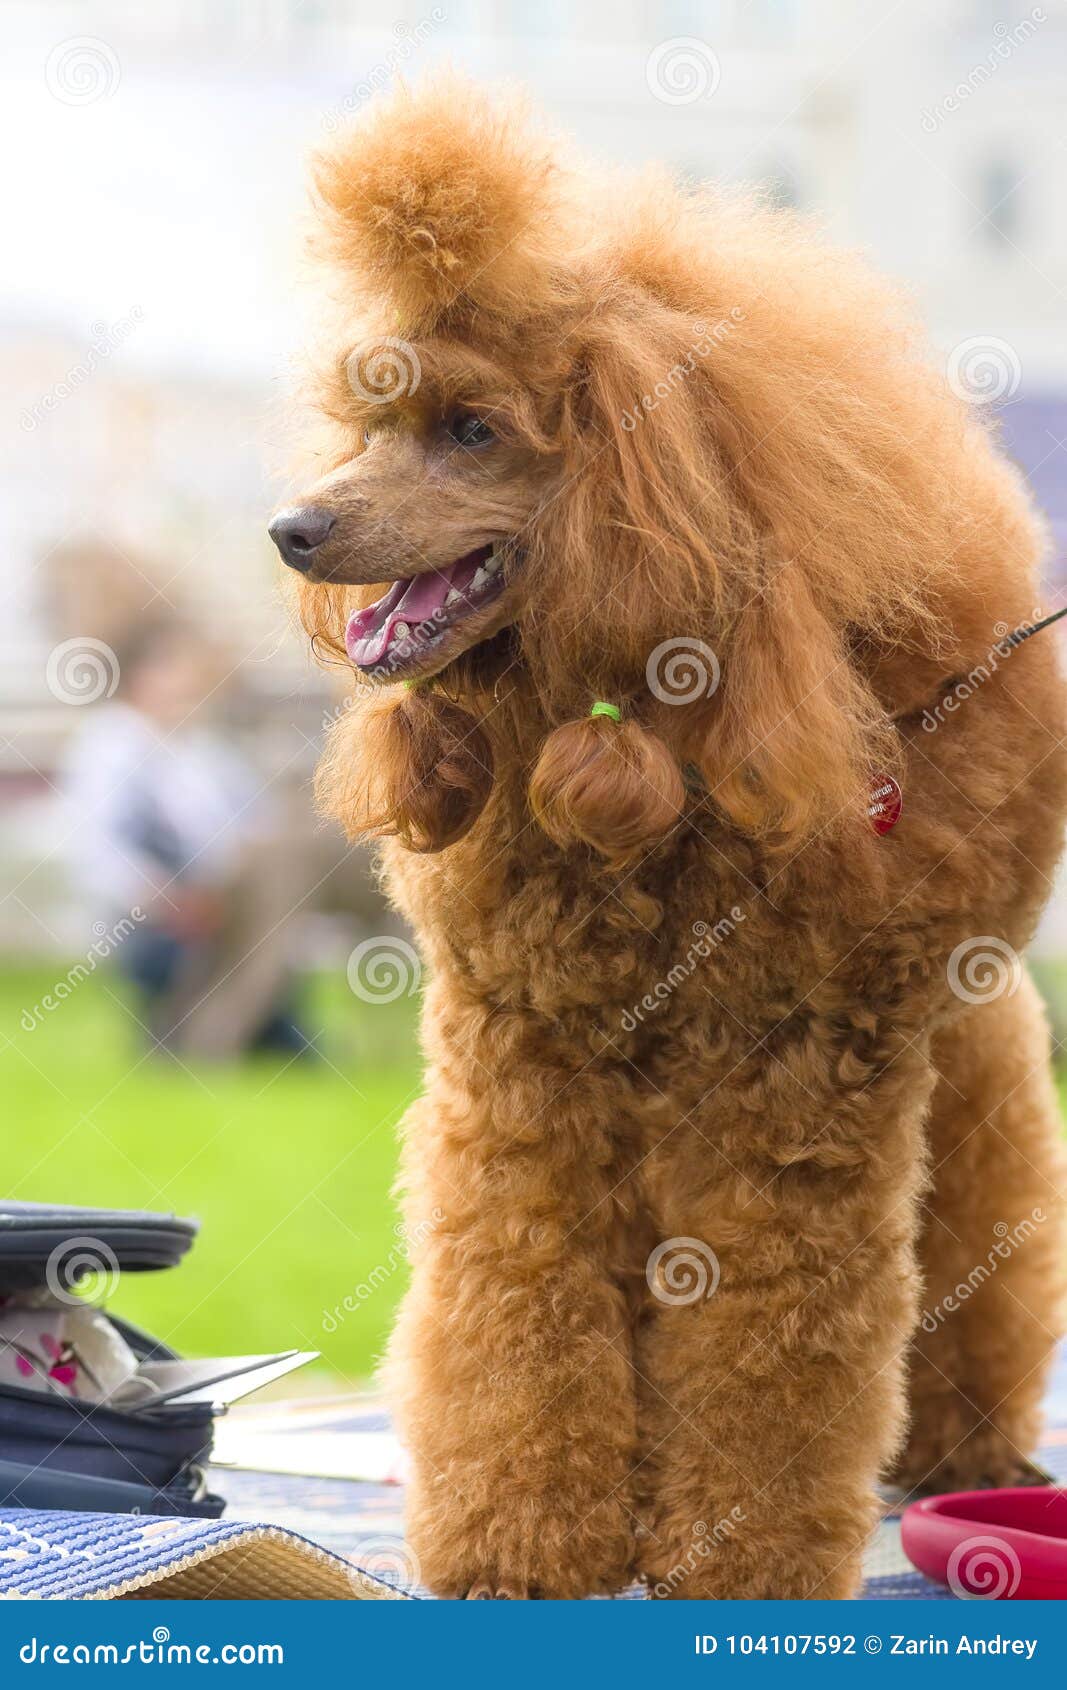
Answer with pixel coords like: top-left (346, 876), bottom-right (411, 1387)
top-left (344, 543), bottom-right (509, 678)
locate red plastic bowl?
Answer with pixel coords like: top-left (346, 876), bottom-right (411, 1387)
top-left (901, 1487), bottom-right (1067, 1599)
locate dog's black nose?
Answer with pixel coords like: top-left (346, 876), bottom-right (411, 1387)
top-left (268, 505), bottom-right (336, 572)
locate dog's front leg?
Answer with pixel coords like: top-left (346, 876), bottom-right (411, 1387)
top-left (635, 1058), bottom-right (934, 1600)
top-left (386, 1085), bottom-right (641, 1599)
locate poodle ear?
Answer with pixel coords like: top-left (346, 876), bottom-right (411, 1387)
top-left (312, 75), bottom-right (570, 327)
top-left (316, 688), bottom-right (493, 853)
top-left (535, 313), bottom-right (891, 850)
top-left (523, 306), bottom-right (738, 702)
top-left (529, 713), bottom-right (685, 864)
top-left (534, 310), bottom-right (892, 851)
top-left (697, 564), bottom-right (894, 845)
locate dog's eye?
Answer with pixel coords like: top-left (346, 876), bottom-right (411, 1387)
top-left (447, 413), bottom-right (495, 449)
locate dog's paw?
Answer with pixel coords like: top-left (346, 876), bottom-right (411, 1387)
top-left (409, 1484), bottom-right (636, 1600)
top-left (894, 1439), bottom-right (1054, 1497)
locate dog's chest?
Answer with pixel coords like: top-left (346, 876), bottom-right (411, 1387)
top-left (383, 819), bottom-right (937, 1150)
top-left (386, 821), bottom-right (837, 1024)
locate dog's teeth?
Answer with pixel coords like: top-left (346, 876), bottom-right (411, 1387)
top-left (486, 554), bottom-right (502, 573)
top-left (445, 588), bottom-right (461, 606)
top-left (471, 566), bottom-right (490, 591)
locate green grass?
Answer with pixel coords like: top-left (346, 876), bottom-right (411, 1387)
top-left (0, 965), bottom-right (418, 1385)
top-left (6, 959), bottom-right (1066, 1394)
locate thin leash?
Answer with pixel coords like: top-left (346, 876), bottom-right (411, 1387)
top-left (582, 607), bottom-right (1067, 835)
top-left (1000, 604), bottom-right (1067, 649)
top-left (871, 604), bottom-right (1067, 833)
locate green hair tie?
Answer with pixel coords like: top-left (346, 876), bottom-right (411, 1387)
top-left (589, 701), bottom-right (621, 724)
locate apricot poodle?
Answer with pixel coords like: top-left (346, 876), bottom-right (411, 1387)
top-left (270, 77), bottom-right (1067, 1599)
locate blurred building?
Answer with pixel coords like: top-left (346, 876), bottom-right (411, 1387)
top-left (3, 0), bottom-right (1067, 952)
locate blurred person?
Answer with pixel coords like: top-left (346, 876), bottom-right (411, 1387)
top-left (40, 538), bottom-right (174, 654)
top-left (62, 617), bottom-right (312, 1059)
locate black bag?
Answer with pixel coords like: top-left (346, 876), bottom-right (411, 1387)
top-left (0, 1202), bottom-right (224, 1517)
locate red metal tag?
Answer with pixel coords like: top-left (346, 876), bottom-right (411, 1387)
top-left (868, 774), bottom-right (902, 835)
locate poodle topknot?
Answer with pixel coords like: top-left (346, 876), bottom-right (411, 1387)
top-left (312, 75), bottom-right (570, 324)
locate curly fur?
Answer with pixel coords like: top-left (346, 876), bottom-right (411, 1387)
top-left (288, 78), bottom-right (1067, 1598)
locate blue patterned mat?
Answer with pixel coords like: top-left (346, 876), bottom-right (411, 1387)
top-left (2, 1346), bottom-right (1064, 1599)
top-left (0, 1509), bottom-right (402, 1600)
top-left (216, 1345), bottom-right (1067, 1601)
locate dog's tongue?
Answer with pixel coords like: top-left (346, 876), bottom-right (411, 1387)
top-left (345, 548), bottom-right (489, 666)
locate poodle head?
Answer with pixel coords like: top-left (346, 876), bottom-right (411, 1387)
top-left (277, 76), bottom-right (1009, 859)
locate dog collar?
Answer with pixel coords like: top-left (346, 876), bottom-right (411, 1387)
top-left (872, 607), bottom-right (1066, 837)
